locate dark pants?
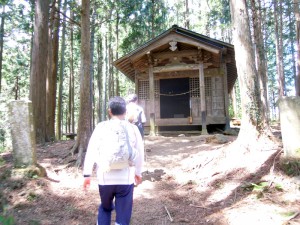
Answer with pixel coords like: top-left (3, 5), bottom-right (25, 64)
top-left (97, 184), bottom-right (134, 225)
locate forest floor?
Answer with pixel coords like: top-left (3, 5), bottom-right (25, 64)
top-left (1, 125), bottom-right (300, 225)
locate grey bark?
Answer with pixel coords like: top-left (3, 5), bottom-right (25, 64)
top-left (0, 6), bottom-right (5, 94)
top-left (72, 0), bottom-right (92, 166)
top-left (273, 0), bottom-right (285, 97)
top-left (46, 0), bottom-right (60, 142)
top-left (294, 0), bottom-right (300, 96)
top-left (56, 0), bottom-right (67, 140)
top-left (229, 0), bottom-right (264, 143)
top-left (29, 0), bottom-right (50, 144)
top-left (250, 0), bottom-right (269, 125)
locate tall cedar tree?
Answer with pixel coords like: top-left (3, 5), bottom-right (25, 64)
top-left (46, 0), bottom-right (60, 142)
top-left (0, 5), bottom-right (4, 94)
top-left (229, 0), bottom-right (276, 149)
top-left (294, 0), bottom-right (300, 96)
top-left (273, 0), bottom-right (285, 96)
top-left (250, 0), bottom-right (269, 126)
top-left (56, 0), bottom-right (67, 140)
top-left (71, 0), bottom-right (92, 166)
top-left (30, 0), bottom-right (50, 144)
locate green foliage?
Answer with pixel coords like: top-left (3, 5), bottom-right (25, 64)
top-left (0, 214), bottom-right (15, 225)
top-left (279, 211), bottom-right (298, 218)
top-left (279, 158), bottom-right (300, 177)
top-left (119, 0), bottom-right (168, 54)
top-left (206, 0), bottom-right (231, 29)
top-left (0, 156), bottom-right (4, 166)
top-left (28, 220), bottom-right (41, 225)
top-left (241, 181), bottom-right (284, 198)
top-left (0, 192), bottom-right (15, 225)
top-left (0, 98), bottom-right (11, 153)
top-left (27, 192), bottom-right (37, 202)
top-left (274, 183), bottom-right (283, 192)
top-left (251, 181), bottom-right (269, 192)
top-left (0, 168), bottom-right (11, 180)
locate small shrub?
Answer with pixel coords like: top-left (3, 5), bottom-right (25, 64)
top-left (0, 214), bottom-right (15, 225)
top-left (27, 192), bottom-right (38, 202)
top-left (0, 169), bottom-right (11, 180)
top-left (29, 220), bottom-right (41, 225)
top-left (279, 158), bottom-right (300, 177)
top-left (0, 156), bottom-right (5, 166)
top-left (0, 205), bottom-right (15, 225)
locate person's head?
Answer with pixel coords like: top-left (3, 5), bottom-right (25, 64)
top-left (126, 93), bottom-right (138, 103)
top-left (108, 96), bottom-right (127, 116)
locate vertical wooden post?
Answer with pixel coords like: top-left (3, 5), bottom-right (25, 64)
top-left (222, 63), bottom-right (230, 130)
top-left (134, 70), bottom-right (139, 94)
top-left (149, 64), bottom-right (156, 136)
top-left (199, 63), bottom-right (208, 134)
top-left (135, 70), bottom-right (138, 95)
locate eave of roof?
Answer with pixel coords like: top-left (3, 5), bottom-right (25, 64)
top-left (114, 25), bottom-right (234, 66)
top-left (114, 25), bottom-right (237, 91)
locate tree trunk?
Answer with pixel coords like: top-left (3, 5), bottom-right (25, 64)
top-left (46, 0), bottom-right (60, 142)
top-left (250, 0), bottom-right (269, 126)
top-left (90, 8), bottom-right (96, 128)
top-left (108, 23), bottom-right (114, 98)
top-left (29, 0), bottom-right (35, 84)
top-left (151, 0), bottom-right (155, 38)
top-left (115, 12), bottom-right (120, 96)
top-left (287, 3), bottom-right (297, 96)
top-left (56, 0), bottom-right (67, 140)
top-left (101, 33), bottom-right (108, 121)
top-left (294, 0), bottom-right (300, 96)
top-left (185, 0), bottom-right (190, 29)
top-left (273, 0), bottom-right (285, 97)
top-left (72, 0), bottom-right (92, 166)
top-left (230, 85), bottom-right (237, 118)
top-left (96, 36), bottom-right (103, 123)
top-left (30, 0), bottom-right (50, 145)
top-left (0, 6), bottom-right (5, 94)
top-left (68, 9), bottom-right (75, 134)
top-left (229, 0), bottom-right (275, 150)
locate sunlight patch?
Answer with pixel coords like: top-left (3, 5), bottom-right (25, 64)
top-left (222, 198), bottom-right (290, 225)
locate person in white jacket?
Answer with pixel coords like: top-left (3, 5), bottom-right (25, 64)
top-left (83, 96), bottom-right (144, 225)
top-left (126, 94), bottom-right (146, 139)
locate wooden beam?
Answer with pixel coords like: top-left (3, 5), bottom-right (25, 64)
top-left (152, 50), bottom-right (198, 61)
top-left (154, 63), bottom-right (198, 73)
top-left (153, 63), bottom-right (211, 73)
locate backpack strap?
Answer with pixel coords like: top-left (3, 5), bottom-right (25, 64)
top-left (121, 122), bottom-right (133, 161)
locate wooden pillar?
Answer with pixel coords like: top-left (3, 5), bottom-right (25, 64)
top-left (222, 63), bottom-right (230, 130)
top-left (149, 64), bottom-right (156, 136)
top-left (199, 63), bottom-right (208, 134)
top-left (134, 70), bottom-right (138, 95)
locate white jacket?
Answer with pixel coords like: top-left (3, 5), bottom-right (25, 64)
top-left (83, 119), bottom-right (144, 185)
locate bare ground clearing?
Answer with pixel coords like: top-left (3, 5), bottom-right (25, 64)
top-left (0, 126), bottom-right (300, 225)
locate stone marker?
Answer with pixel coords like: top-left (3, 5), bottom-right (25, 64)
top-left (278, 96), bottom-right (300, 158)
top-left (8, 100), bottom-right (37, 167)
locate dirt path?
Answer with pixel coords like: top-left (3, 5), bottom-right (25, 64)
top-left (1, 133), bottom-right (300, 225)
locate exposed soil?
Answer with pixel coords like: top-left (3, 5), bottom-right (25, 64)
top-left (1, 126), bottom-right (300, 225)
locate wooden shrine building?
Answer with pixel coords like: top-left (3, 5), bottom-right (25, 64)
top-left (114, 25), bottom-right (237, 135)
